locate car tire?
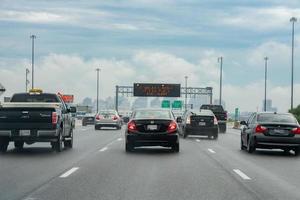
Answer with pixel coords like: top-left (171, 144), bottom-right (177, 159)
top-left (247, 137), bottom-right (255, 153)
top-left (14, 141), bottom-right (24, 149)
top-left (172, 143), bottom-right (179, 153)
top-left (125, 142), bottom-right (133, 152)
top-left (213, 133), bottom-right (218, 140)
top-left (54, 129), bottom-right (63, 152)
top-left (294, 148), bottom-right (300, 156)
top-left (183, 128), bottom-right (188, 138)
top-left (64, 129), bottom-right (73, 148)
top-left (219, 124), bottom-right (227, 133)
top-left (0, 137), bottom-right (9, 153)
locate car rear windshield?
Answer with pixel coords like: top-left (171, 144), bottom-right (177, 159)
top-left (99, 111), bottom-right (115, 116)
top-left (11, 93), bottom-right (60, 103)
top-left (200, 105), bottom-right (224, 112)
top-left (257, 114), bottom-right (297, 124)
top-left (133, 110), bottom-right (171, 119)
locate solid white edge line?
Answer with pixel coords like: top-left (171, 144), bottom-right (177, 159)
top-left (99, 146), bottom-right (108, 152)
top-left (59, 167), bottom-right (79, 178)
top-left (208, 148), bottom-right (216, 153)
top-left (233, 169), bottom-right (251, 180)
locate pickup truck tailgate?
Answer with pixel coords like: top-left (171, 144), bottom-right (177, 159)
top-left (0, 107), bottom-right (55, 130)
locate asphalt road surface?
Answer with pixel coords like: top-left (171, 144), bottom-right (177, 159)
top-left (1, 123), bottom-right (300, 200)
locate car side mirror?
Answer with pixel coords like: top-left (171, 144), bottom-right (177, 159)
top-left (176, 116), bottom-right (182, 123)
top-left (70, 106), bottom-right (77, 113)
top-left (240, 121), bottom-right (247, 126)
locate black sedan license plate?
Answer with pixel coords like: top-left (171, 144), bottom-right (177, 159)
top-left (199, 122), bottom-right (206, 126)
top-left (147, 125), bottom-right (157, 130)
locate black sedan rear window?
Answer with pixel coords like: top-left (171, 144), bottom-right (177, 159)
top-left (133, 110), bottom-right (171, 119)
top-left (257, 114), bottom-right (297, 124)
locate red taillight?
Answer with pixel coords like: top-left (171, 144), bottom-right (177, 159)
top-left (127, 120), bottom-right (137, 132)
top-left (255, 125), bottom-right (267, 133)
top-left (292, 127), bottom-right (300, 134)
top-left (96, 115), bottom-right (101, 120)
top-left (167, 120), bottom-right (177, 134)
top-left (52, 112), bottom-right (58, 125)
top-left (213, 117), bottom-right (218, 125)
top-left (112, 115), bottom-right (118, 120)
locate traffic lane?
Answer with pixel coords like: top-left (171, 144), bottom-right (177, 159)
top-left (0, 125), bottom-right (122, 200)
top-left (26, 136), bottom-right (258, 200)
top-left (191, 128), bottom-right (300, 199)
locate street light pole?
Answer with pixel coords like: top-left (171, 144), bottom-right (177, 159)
top-left (184, 76), bottom-right (188, 111)
top-left (290, 17), bottom-right (297, 110)
top-left (264, 57), bottom-right (268, 112)
top-left (30, 35), bottom-right (36, 89)
top-left (26, 68), bottom-right (30, 92)
top-left (218, 57), bottom-right (223, 106)
top-left (96, 68), bottom-right (101, 114)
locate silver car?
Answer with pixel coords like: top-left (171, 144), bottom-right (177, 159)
top-left (95, 110), bottom-right (122, 130)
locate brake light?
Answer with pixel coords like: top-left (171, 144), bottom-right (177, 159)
top-left (112, 115), bottom-right (118, 120)
top-left (292, 127), bottom-right (300, 134)
top-left (95, 115), bottom-right (101, 120)
top-left (186, 117), bottom-right (191, 124)
top-left (167, 120), bottom-right (177, 134)
top-left (127, 120), bottom-right (137, 132)
top-left (214, 117), bottom-right (218, 125)
top-left (255, 125), bottom-right (267, 133)
top-left (52, 112), bottom-right (58, 125)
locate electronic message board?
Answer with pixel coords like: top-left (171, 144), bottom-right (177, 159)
top-left (133, 83), bottom-right (181, 97)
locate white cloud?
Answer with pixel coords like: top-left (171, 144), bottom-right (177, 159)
top-left (221, 7), bottom-right (300, 31)
top-left (1, 51), bottom-right (300, 113)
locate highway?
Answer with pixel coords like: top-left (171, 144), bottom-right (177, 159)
top-left (1, 123), bottom-right (300, 200)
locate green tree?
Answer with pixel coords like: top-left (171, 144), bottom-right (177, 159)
top-left (289, 105), bottom-right (300, 123)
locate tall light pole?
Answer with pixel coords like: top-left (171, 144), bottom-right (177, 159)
top-left (30, 35), bottom-right (36, 89)
top-left (218, 57), bottom-right (223, 106)
top-left (264, 57), bottom-right (268, 112)
top-left (184, 76), bottom-right (188, 111)
top-left (26, 68), bottom-right (30, 92)
top-left (96, 68), bottom-right (101, 114)
top-left (290, 17), bottom-right (297, 110)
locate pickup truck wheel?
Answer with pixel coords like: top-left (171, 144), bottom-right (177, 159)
top-left (172, 143), bottom-right (179, 153)
top-left (64, 129), bottom-right (73, 148)
top-left (14, 141), bottom-right (24, 149)
top-left (0, 138), bottom-right (9, 153)
top-left (54, 129), bottom-right (63, 152)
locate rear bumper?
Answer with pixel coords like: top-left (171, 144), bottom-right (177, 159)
top-left (185, 125), bottom-right (218, 136)
top-left (126, 133), bottom-right (179, 147)
top-left (83, 121), bottom-right (95, 125)
top-left (95, 121), bottom-right (119, 127)
top-left (0, 129), bottom-right (59, 142)
top-left (254, 134), bottom-right (300, 148)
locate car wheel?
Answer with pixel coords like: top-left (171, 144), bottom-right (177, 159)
top-left (0, 137), bottom-right (9, 153)
top-left (64, 129), bottom-right (73, 148)
top-left (172, 143), bottom-right (180, 153)
top-left (213, 133), bottom-right (218, 140)
top-left (294, 147), bottom-right (300, 156)
top-left (183, 128), bottom-right (188, 138)
top-left (14, 141), bottom-right (24, 149)
top-left (247, 137), bottom-right (255, 153)
top-left (125, 142), bottom-right (133, 152)
top-left (54, 129), bottom-right (63, 152)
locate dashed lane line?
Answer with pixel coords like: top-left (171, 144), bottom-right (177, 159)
top-left (208, 148), bottom-right (216, 154)
top-left (233, 169), bottom-right (251, 180)
top-left (99, 146), bottom-right (108, 152)
top-left (59, 167), bottom-right (79, 178)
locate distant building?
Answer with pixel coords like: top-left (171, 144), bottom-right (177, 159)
top-left (262, 99), bottom-right (277, 112)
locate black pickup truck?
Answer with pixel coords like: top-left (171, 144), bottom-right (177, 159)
top-left (200, 104), bottom-right (227, 133)
top-left (0, 92), bottom-right (76, 153)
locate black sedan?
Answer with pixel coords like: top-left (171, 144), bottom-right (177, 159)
top-left (82, 114), bottom-right (95, 126)
top-left (125, 109), bottom-right (179, 152)
top-left (178, 109), bottom-right (219, 139)
top-left (240, 112), bottom-right (300, 155)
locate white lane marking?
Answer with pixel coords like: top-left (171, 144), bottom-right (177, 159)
top-left (196, 139), bottom-right (201, 142)
top-left (208, 148), bottom-right (216, 153)
top-left (117, 138), bottom-right (123, 141)
top-left (99, 146), bottom-right (108, 152)
top-left (59, 167), bottom-right (79, 178)
top-left (233, 169), bottom-right (251, 180)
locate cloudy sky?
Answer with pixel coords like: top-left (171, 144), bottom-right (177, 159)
top-left (1, 0), bottom-right (300, 113)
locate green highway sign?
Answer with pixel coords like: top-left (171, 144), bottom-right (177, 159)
top-left (172, 100), bottom-right (182, 109)
top-left (161, 100), bottom-right (170, 108)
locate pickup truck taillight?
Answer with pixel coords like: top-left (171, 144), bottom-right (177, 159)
top-left (52, 112), bottom-right (58, 125)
